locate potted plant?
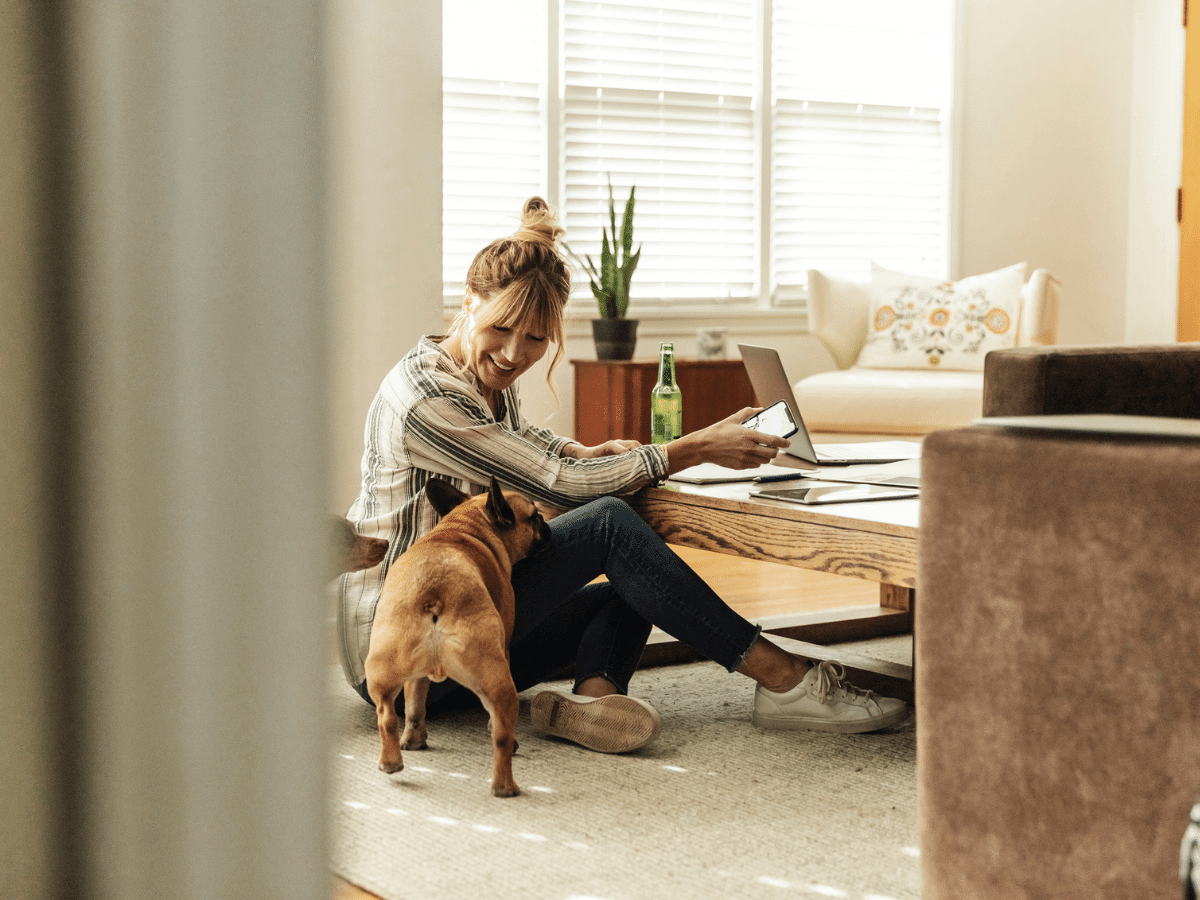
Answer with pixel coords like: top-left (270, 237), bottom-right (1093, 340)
top-left (565, 177), bottom-right (642, 360)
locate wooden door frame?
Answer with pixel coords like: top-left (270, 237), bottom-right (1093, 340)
top-left (1181, 0), bottom-right (1200, 339)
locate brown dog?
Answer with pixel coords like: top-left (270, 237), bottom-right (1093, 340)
top-left (364, 476), bottom-right (551, 797)
top-left (330, 515), bottom-right (389, 578)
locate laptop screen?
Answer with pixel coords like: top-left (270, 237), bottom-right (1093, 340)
top-left (737, 343), bottom-right (820, 464)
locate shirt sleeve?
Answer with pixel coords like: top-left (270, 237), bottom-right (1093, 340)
top-left (402, 389), bottom-right (668, 509)
top-left (520, 418), bottom-right (573, 456)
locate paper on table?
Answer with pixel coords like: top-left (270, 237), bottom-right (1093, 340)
top-left (798, 457), bottom-right (922, 488)
top-left (668, 461), bottom-right (814, 484)
top-left (810, 439), bottom-right (922, 462)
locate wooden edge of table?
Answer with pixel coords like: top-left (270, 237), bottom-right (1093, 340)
top-left (634, 482), bottom-right (919, 540)
top-left (630, 484), bottom-right (919, 589)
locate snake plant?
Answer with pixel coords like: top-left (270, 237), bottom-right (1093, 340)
top-left (564, 177), bottom-right (641, 318)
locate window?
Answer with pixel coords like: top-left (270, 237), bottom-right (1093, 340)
top-left (444, 0), bottom-right (954, 312)
top-left (443, 0), bottom-right (546, 290)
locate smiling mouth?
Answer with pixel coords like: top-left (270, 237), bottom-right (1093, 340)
top-left (490, 357), bottom-right (516, 372)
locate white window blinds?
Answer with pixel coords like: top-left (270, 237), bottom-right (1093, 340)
top-left (563, 0), bottom-right (757, 303)
top-left (771, 0), bottom-right (953, 293)
top-left (443, 0), bottom-right (953, 307)
top-left (443, 0), bottom-right (545, 297)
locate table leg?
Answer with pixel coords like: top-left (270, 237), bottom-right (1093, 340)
top-left (879, 583), bottom-right (914, 613)
top-left (879, 584), bottom-right (917, 693)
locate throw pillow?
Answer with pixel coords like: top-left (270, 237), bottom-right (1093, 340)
top-left (856, 262), bottom-right (1026, 371)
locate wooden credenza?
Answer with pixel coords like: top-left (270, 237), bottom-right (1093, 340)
top-left (571, 358), bottom-right (757, 446)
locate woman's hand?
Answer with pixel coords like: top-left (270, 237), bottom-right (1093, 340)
top-left (563, 439), bottom-right (642, 460)
top-left (663, 408), bottom-right (791, 474)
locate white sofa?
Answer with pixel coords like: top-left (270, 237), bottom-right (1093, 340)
top-left (792, 265), bottom-right (1061, 435)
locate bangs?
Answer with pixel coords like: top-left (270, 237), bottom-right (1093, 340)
top-left (478, 281), bottom-right (565, 344)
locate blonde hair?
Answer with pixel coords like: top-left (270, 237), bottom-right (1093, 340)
top-left (448, 198), bottom-right (571, 389)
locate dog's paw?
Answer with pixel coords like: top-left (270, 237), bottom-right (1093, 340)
top-left (491, 781), bottom-right (520, 798)
top-left (400, 727), bottom-right (428, 751)
top-left (378, 759), bottom-right (404, 775)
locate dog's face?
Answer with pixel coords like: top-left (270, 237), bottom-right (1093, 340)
top-left (425, 476), bottom-right (551, 564)
top-left (491, 485), bottom-right (553, 563)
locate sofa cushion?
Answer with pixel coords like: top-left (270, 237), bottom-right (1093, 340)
top-left (792, 366), bottom-right (983, 434)
top-left (856, 262), bottom-right (1026, 371)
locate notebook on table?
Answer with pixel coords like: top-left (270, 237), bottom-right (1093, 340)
top-left (737, 343), bottom-right (921, 466)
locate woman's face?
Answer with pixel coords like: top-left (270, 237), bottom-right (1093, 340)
top-left (466, 318), bottom-right (550, 396)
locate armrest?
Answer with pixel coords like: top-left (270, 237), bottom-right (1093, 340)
top-left (982, 343), bottom-right (1200, 418)
top-left (806, 269), bottom-right (870, 369)
top-left (788, 333), bottom-right (839, 381)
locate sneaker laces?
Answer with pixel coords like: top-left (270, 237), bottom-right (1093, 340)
top-left (810, 660), bottom-right (878, 707)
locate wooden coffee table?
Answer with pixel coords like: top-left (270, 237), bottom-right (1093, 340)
top-left (629, 479), bottom-right (918, 701)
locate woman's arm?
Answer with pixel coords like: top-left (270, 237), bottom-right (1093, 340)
top-left (662, 409), bottom-right (791, 475)
top-left (554, 409), bottom-right (790, 476)
top-left (404, 394), bottom-right (668, 509)
top-left (561, 439), bottom-right (642, 460)
top-left (518, 418), bottom-right (573, 456)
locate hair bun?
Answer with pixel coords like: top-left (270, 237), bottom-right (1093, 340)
top-left (515, 196), bottom-right (564, 245)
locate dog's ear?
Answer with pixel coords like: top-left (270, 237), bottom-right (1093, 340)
top-left (485, 475), bottom-right (516, 528)
top-left (425, 478), bottom-right (469, 518)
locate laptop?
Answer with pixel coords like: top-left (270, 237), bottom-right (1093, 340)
top-left (737, 343), bottom-right (921, 466)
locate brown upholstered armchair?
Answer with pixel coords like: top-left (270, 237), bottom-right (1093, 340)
top-left (916, 343), bottom-right (1200, 900)
top-left (981, 343), bottom-right (1200, 419)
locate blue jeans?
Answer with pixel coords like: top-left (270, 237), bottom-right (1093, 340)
top-left (358, 496), bottom-right (762, 710)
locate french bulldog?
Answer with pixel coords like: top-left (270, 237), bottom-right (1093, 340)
top-left (364, 476), bottom-right (551, 797)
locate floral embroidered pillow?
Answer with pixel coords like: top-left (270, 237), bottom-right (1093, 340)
top-left (855, 262), bottom-right (1026, 371)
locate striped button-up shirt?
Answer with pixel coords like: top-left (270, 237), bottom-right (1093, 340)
top-left (336, 335), bottom-right (669, 688)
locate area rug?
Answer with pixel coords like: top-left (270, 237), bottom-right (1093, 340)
top-left (329, 636), bottom-right (918, 900)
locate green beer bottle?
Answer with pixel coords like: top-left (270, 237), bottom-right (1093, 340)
top-left (651, 341), bottom-right (683, 444)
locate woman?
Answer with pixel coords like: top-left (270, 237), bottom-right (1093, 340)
top-left (338, 197), bottom-right (907, 753)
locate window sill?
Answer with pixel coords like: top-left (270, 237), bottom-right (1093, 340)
top-left (443, 303), bottom-right (810, 339)
top-left (562, 303), bottom-right (808, 341)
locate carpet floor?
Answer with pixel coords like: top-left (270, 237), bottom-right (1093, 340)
top-left (330, 636), bottom-right (918, 900)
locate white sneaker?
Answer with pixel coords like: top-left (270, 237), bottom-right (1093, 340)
top-left (530, 690), bottom-right (661, 753)
top-left (752, 660), bottom-right (909, 734)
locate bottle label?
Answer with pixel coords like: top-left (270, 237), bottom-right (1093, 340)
top-left (651, 394), bottom-right (682, 444)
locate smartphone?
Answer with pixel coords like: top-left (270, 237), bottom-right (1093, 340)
top-left (741, 399), bottom-right (799, 439)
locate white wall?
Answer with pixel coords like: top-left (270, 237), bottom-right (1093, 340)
top-left (956, 0), bottom-right (1133, 345)
top-left (1125, 0), bottom-right (1186, 343)
top-left (954, 0), bottom-right (1182, 348)
top-left (327, 0), bottom-right (444, 510)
